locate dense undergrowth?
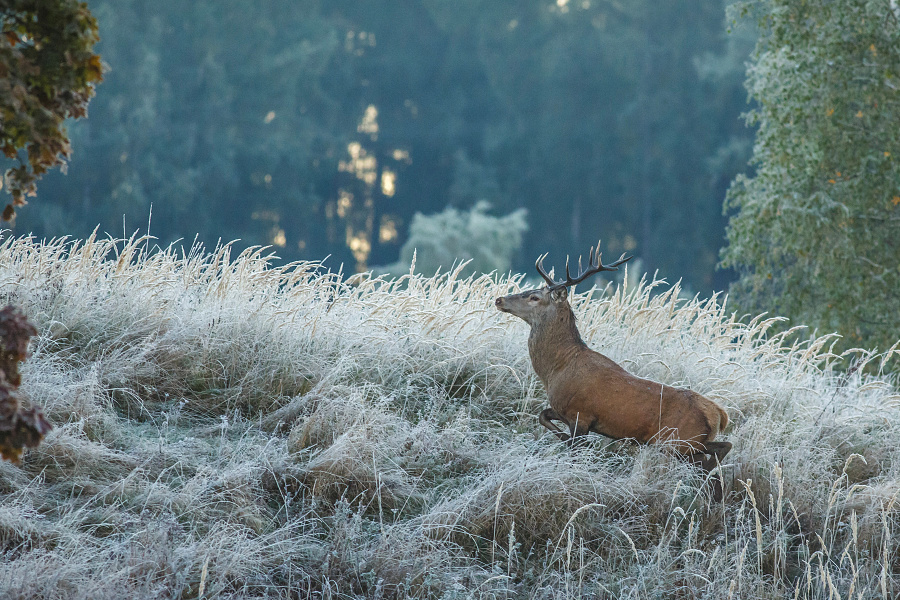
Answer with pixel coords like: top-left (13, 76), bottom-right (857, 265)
top-left (0, 233), bottom-right (899, 599)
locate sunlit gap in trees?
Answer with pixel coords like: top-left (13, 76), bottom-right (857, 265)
top-left (325, 104), bottom-right (406, 272)
top-left (552, 0), bottom-right (594, 15)
top-left (346, 30), bottom-right (376, 55)
top-left (550, 0), bottom-right (598, 19)
top-left (252, 101), bottom-right (405, 270)
top-left (381, 169), bottom-right (396, 197)
top-left (253, 111), bottom-right (285, 246)
top-left (251, 210), bottom-right (287, 248)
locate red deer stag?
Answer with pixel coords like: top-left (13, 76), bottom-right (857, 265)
top-left (495, 244), bottom-right (731, 496)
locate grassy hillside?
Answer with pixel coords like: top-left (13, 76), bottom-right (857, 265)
top-left (0, 233), bottom-right (898, 599)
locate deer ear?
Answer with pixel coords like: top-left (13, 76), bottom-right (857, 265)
top-left (550, 288), bottom-right (568, 302)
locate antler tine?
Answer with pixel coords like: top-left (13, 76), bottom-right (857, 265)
top-left (535, 253), bottom-right (555, 287)
top-left (606, 252), bottom-right (631, 269)
top-left (545, 241), bottom-right (634, 291)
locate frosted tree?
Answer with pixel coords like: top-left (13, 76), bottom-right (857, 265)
top-left (722, 0), bottom-right (900, 351)
top-left (381, 201), bottom-right (528, 277)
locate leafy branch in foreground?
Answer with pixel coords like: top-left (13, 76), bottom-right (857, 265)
top-left (0, 0), bottom-right (103, 220)
top-left (0, 304), bottom-right (51, 462)
top-left (722, 0), bottom-right (900, 352)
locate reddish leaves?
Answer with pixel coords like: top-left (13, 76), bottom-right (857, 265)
top-left (0, 305), bottom-right (51, 463)
top-left (0, 0), bottom-right (104, 221)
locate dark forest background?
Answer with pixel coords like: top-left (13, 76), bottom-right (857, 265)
top-left (7, 0), bottom-right (756, 295)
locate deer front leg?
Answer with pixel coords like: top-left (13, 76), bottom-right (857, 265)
top-left (565, 413), bottom-right (594, 448)
top-left (538, 407), bottom-right (570, 442)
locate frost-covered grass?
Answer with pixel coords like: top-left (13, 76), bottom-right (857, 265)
top-left (0, 233), bottom-right (899, 599)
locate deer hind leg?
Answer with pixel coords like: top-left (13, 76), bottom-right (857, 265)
top-left (695, 441), bottom-right (732, 502)
top-left (681, 451), bottom-right (725, 502)
top-left (539, 408), bottom-right (570, 442)
top-left (705, 441), bottom-right (732, 465)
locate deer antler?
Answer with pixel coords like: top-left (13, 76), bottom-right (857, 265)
top-left (535, 252), bottom-right (555, 287)
top-left (535, 242), bottom-right (631, 291)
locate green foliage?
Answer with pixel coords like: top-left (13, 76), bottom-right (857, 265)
top-left (380, 200), bottom-right (528, 276)
top-left (0, 0), bottom-right (102, 219)
top-left (723, 0), bottom-right (900, 351)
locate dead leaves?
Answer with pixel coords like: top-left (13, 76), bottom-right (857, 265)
top-left (0, 306), bottom-right (52, 463)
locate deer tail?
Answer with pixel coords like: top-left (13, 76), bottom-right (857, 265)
top-left (717, 405), bottom-right (729, 432)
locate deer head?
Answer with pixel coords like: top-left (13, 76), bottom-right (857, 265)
top-left (495, 242), bottom-right (631, 326)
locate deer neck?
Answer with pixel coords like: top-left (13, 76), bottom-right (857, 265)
top-left (527, 303), bottom-right (586, 383)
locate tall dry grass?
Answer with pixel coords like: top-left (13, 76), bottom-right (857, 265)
top-left (0, 232), bottom-right (898, 599)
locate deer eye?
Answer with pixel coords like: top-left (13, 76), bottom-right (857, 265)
top-left (529, 294), bottom-right (540, 302)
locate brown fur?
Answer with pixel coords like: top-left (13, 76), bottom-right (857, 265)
top-left (496, 285), bottom-right (731, 489)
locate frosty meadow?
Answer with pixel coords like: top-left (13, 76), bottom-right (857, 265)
top-left (0, 233), bottom-right (899, 598)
